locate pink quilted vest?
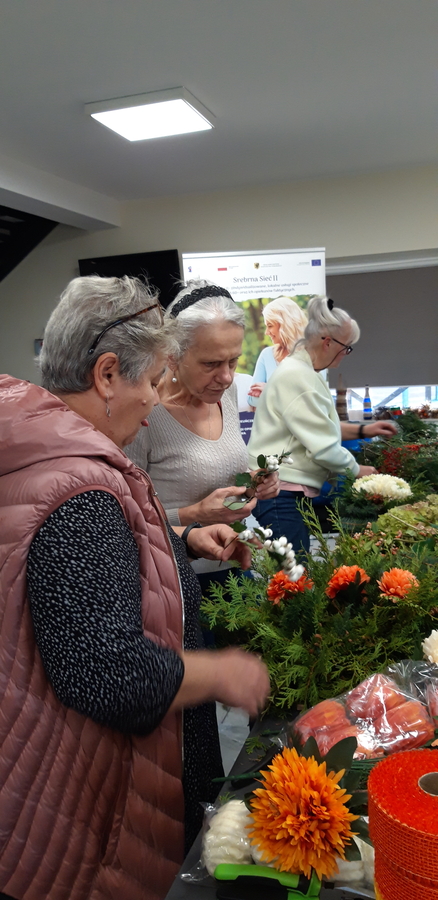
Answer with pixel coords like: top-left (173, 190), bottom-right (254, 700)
top-left (0, 375), bottom-right (184, 900)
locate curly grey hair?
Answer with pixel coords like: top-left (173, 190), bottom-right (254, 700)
top-left (39, 275), bottom-right (178, 394)
top-left (165, 279), bottom-right (245, 360)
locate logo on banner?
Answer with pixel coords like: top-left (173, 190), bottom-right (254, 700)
top-left (311, 259), bottom-right (322, 266)
top-left (254, 262), bottom-right (260, 269)
top-left (218, 267), bottom-right (227, 271)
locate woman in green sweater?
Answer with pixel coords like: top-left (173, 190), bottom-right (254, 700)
top-left (248, 296), bottom-right (377, 555)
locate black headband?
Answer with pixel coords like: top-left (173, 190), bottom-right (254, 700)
top-left (327, 298), bottom-right (334, 311)
top-left (169, 284), bottom-right (234, 318)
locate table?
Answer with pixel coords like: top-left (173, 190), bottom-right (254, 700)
top-left (164, 716), bottom-right (375, 900)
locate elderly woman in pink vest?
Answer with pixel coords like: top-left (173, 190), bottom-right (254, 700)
top-left (0, 275), bottom-right (269, 900)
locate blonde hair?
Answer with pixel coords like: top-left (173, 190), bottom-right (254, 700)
top-left (263, 296), bottom-right (308, 362)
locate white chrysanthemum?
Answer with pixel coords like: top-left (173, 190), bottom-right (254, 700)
top-left (422, 629), bottom-right (438, 665)
top-left (352, 473), bottom-right (412, 501)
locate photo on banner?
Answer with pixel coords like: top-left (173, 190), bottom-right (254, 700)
top-left (182, 248), bottom-right (326, 441)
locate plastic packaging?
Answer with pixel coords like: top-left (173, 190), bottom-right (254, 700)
top-left (181, 799), bottom-right (254, 882)
top-left (182, 796), bottom-right (374, 896)
top-left (290, 661), bottom-right (438, 760)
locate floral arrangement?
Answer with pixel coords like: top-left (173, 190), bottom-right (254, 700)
top-left (375, 494), bottom-right (438, 546)
top-left (357, 410), bottom-right (438, 492)
top-left (352, 473), bottom-right (412, 502)
top-left (337, 471), bottom-right (417, 525)
top-left (201, 504), bottom-right (438, 709)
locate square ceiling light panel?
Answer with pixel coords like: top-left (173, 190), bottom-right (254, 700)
top-left (85, 87), bottom-right (215, 141)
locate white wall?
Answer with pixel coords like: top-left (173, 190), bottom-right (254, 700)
top-left (0, 164), bottom-right (437, 382)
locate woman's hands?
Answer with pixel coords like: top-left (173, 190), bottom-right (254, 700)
top-left (248, 381), bottom-right (266, 399)
top-left (363, 421), bottom-right (398, 438)
top-left (356, 465), bottom-right (378, 477)
top-left (170, 647), bottom-right (270, 718)
top-left (180, 486), bottom-right (257, 526)
top-left (250, 470), bottom-right (280, 501)
top-left (185, 523), bottom-right (257, 570)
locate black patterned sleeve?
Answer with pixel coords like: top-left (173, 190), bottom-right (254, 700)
top-left (26, 490), bottom-right (184, 736)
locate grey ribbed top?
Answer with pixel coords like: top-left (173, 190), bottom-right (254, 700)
top-left (126, 386), bottom-right (248, 570)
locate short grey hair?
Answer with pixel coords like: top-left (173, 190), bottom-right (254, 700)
top-left (298, 295), bottom-right (360, 350)
top-left (40, 275), bottom-right (178, 394)
top-left (165, 279), bottom-right (245, 359)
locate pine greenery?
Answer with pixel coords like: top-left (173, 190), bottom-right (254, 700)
top-left (201, 504), bottom-right (438, 711)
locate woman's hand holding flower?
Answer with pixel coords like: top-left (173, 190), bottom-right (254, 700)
top-left (250, 469), bottom-right (280, 500)
top-left (186, 523), bottom-right (257, 570)
top-left (182, 486), bottom-right (256, 526)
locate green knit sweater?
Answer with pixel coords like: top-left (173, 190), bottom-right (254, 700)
top-left (247, 348), bottom-right (360, 489)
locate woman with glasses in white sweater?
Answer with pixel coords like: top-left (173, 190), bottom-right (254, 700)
top-left (248, 296), bottom-right (378, 557)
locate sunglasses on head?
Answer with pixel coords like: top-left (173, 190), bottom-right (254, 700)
top-left (88, 303), bottom-right (164, 356)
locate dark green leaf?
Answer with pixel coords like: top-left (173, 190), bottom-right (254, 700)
top-left (235, 472), bottom-right (253, 487)
top-left (324, 736), bottom-right (357, 774)
top-left (346, 790), bottom-right (368, 810)
top-left (232, 521), bottom-right (248, 533)
top-left (257, 454), bottom-right (267, 469)
top-left (301, 736), bottom-right (322, 764)
top-left (343, 839), bottom-right (362, 862)
top-left (341, 768), bottom-right (363, 794)
top-left (244, 791), bottom-right (255, 811)
top-left (353, 817), bottom-right (372, 845)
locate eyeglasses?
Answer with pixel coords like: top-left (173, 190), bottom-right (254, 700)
top-left (88, 303), bottom-right (163, 356)
top-left (321, 336), bottom-right (353, 355)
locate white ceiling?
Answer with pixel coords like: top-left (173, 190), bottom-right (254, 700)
top-left (0, 0), bottom-right (437, 221)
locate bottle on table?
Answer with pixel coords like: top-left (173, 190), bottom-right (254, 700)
top-left (363, 385), bottom-right (373, 421)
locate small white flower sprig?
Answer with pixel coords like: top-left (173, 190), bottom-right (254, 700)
top-left (422, 629), bottom-right (438, 665)
top-left (223, 451), bottom-right (293, 511)
top-left (232, 521), bottom-right (305, 581)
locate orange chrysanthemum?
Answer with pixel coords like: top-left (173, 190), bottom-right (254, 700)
top-left (377, 567), bottom-right (419, 601)
top-left (267, 571), bottom-right (313, 605)
top-left (326, 565), bottom-right (370, 599)
top-left (248, 747), bottom-right (357, 880)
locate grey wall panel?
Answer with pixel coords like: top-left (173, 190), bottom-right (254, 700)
top-left (326, 266), bottom-right (438, 389)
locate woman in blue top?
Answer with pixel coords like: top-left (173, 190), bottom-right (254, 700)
top-left (248, 296), bottom-right (308, 409)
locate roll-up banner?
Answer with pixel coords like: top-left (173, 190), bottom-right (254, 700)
top-left (182, 248), bottom-right (326, 440)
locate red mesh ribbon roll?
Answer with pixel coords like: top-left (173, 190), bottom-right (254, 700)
top-left (369, 749), bottom-right (438, 898)
top-left (374, 855), bottom-right (438, 900)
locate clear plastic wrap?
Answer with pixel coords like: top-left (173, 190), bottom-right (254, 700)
top-left (290, 661), bottom-right (438, 760)
top-left (180, 799), bottom-right (254, 883)
top-left (181, 798), bottom-right (374, 897)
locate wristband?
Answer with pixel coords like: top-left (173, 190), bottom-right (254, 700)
top-left (358, 423), bottom-right (367, 440)
top-left (181, 522), bottom-right (203, 559)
